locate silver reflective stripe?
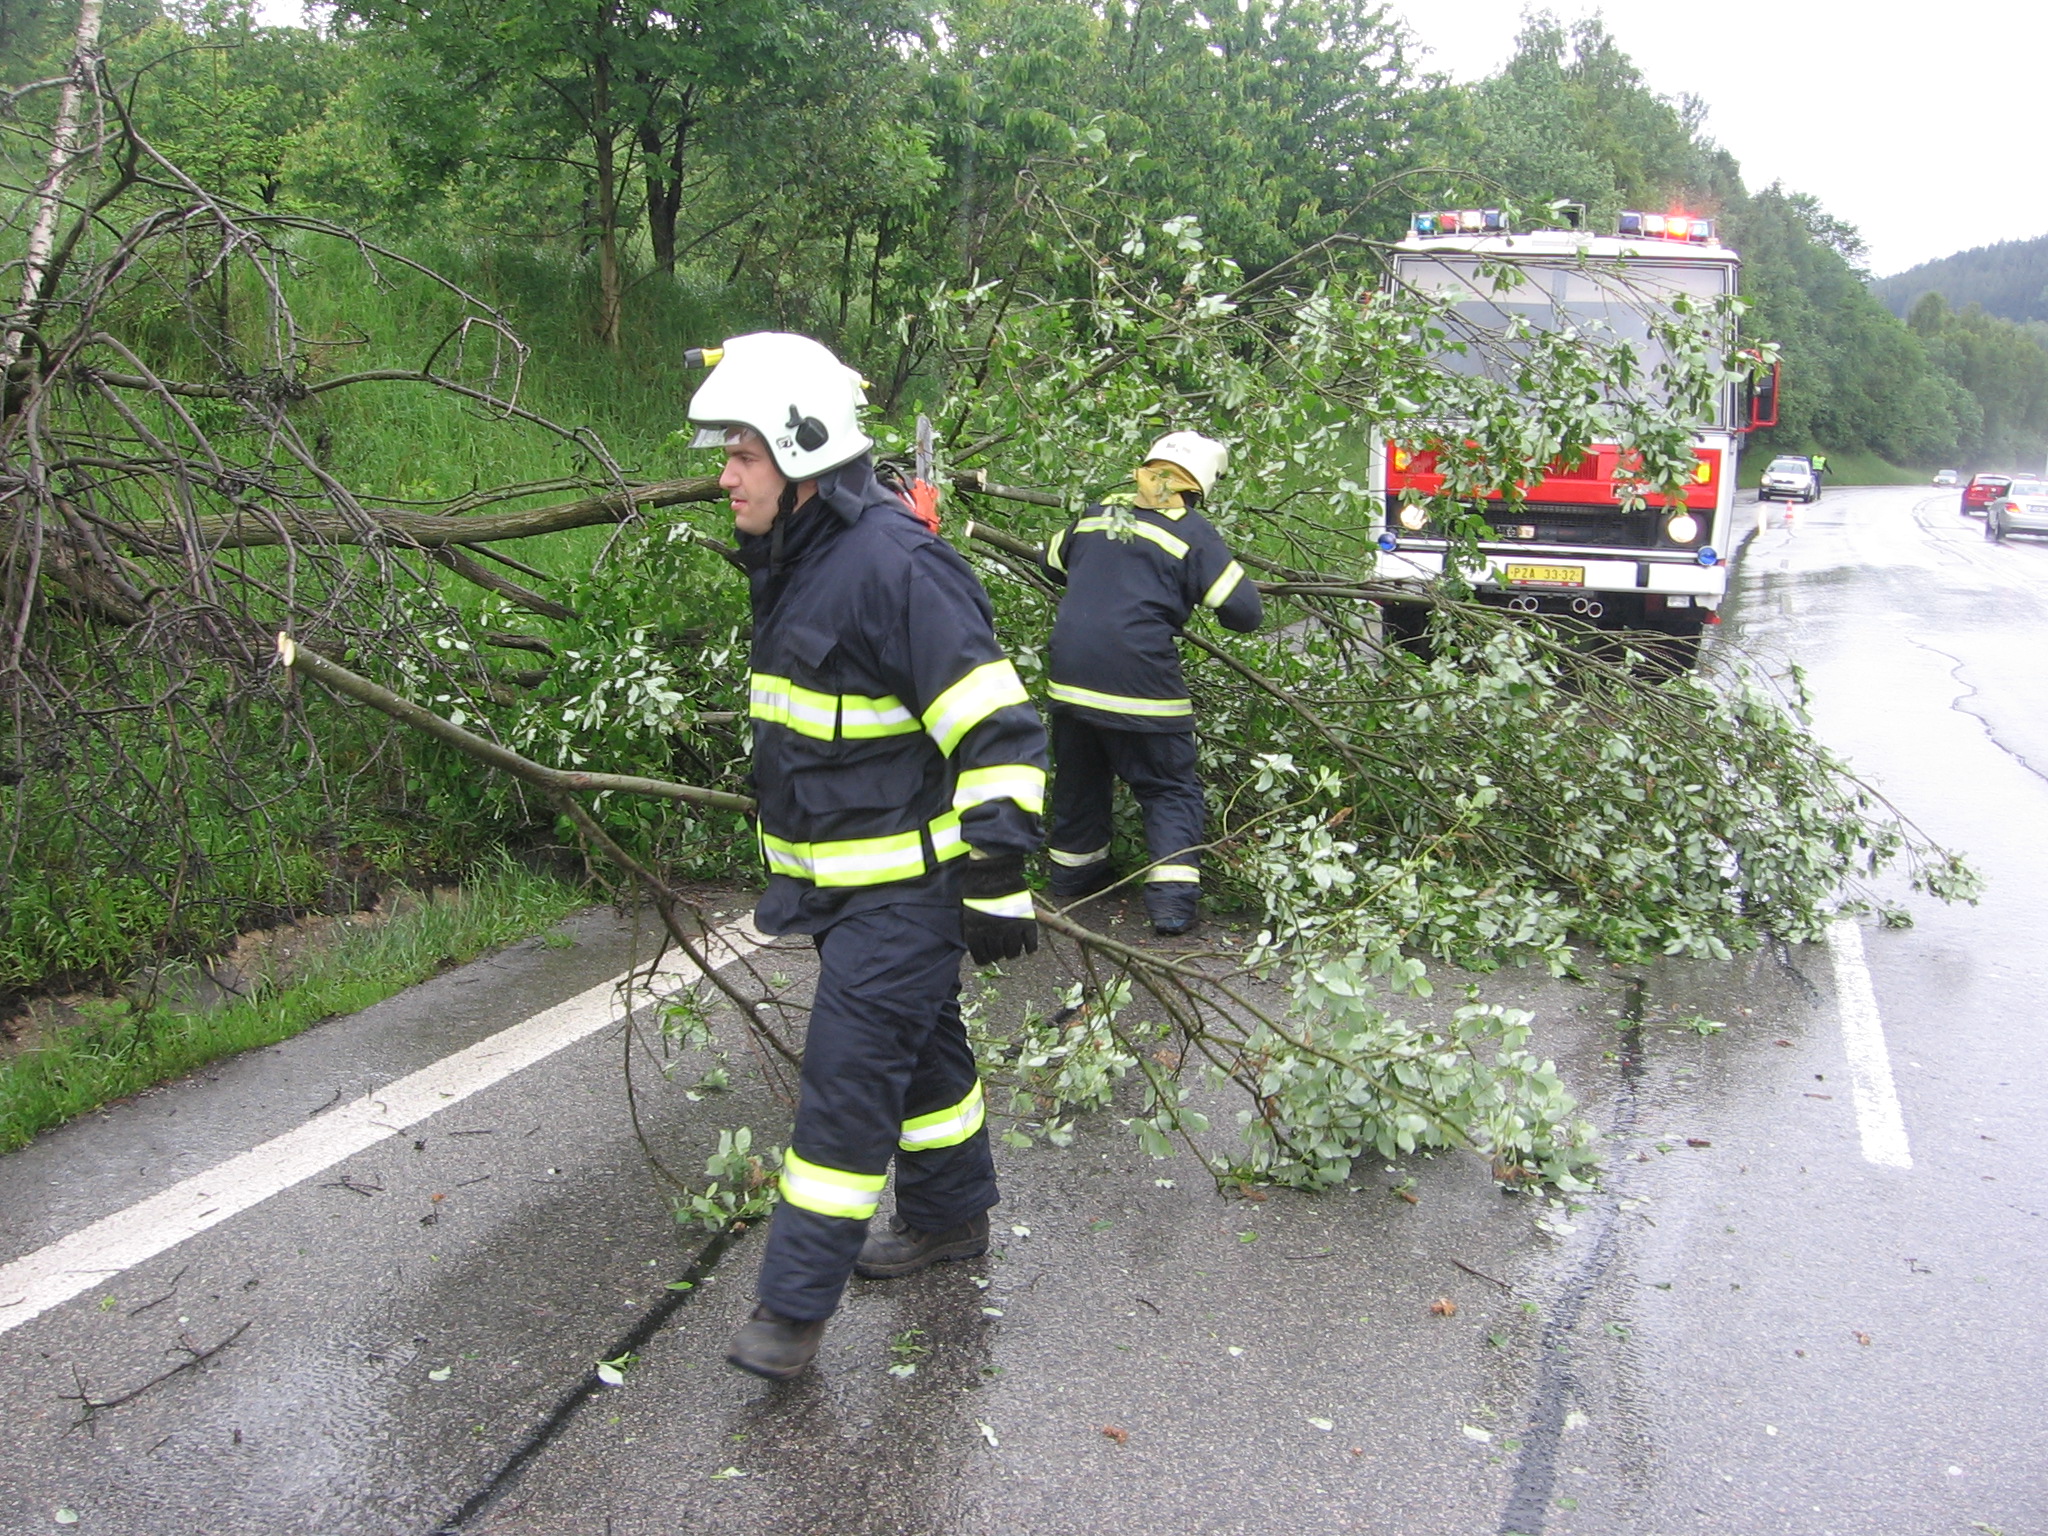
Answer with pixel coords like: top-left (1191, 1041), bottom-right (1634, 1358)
top-left (780, 1150), bottom-right (887, 1219)
top-left (924, 660), bottom-right (1031, 756)
top-left (1202, 560), bottom-right (1246, 608)
top-left (899, 1081), bottom-right (986, 1151)
top-left (1146, 864), bottom-right (1200, 884)
top-left (1075, 513), bottom-right (1189, 560)
top-left (962, 890), bottom-right (1033, 919)
top-left (953, 763), bottom-right (1047, 815)
top-left (1047, 844), bottom-right (1110, 868)
top-left (1048, 681), bottom-right (1192, 717)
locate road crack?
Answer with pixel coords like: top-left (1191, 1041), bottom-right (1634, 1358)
top-left (1496, 978), bottom-right (1646, 1536)
top-left (1909, 638), bottom-right (2048, 787)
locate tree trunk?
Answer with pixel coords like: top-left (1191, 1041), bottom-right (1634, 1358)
top-left (639, 88), bottom-right (693, 274)
top-left (1, 0), bottom-right (106, 373)
top-left (593, 52), bottom-right (622, 348)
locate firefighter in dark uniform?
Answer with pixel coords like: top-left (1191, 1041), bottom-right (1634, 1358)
top-left (689, 333), bottom-right (1047, 1380)
top-left (1040, 432), bottom-right (1262, 936)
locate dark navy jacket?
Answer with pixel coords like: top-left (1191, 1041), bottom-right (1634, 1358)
top-left (1040, 501), bottom-right (1263, 732)
top-left (742, 457), bottom-right (1046, 934)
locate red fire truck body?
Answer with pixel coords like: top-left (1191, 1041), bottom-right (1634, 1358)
top-left (1372, 211), bottom-right (1759, 645)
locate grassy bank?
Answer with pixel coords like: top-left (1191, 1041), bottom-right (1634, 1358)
top-left (1738, 444), bottom-right (1928, 487)
top-left (0, 857), bottom-right (589, 1152)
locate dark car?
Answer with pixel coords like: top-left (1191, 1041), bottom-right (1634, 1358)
top-left (1962, 473), bottom-right (2012, 518)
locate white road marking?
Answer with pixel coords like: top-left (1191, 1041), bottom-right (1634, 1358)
top-left (0, 919), bottom-right (766, 1336)
top-left (1825, 919), bottom-right (1912, 1169)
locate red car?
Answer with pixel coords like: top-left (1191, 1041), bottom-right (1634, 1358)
top-left (1962, 473), bottom-right (2012, 517)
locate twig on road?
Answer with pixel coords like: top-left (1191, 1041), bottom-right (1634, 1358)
top-left (64, 1320), bottom-right (253, 1429)
top-left (126, 1266), bottom-right (188, 1317)
top-left (1449, 1257), bottom-right (1513, 1291)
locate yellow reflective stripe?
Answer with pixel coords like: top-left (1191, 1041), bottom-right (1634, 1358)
top-left (1202, 560), bottom-right (1246, 609)
top-left (900, 1081), bottom-right (986, 1151)
top-left (760, 829), bottom-right (924, 886)
top-left (749, 673), bottom-right (837, 741)
top-left (1146, 864), bottom-right (1200, 884)
top-left (1047, 843), bottom-right (1110, 868)
top-left (1047, 529), bottom-right (1069, 573)
top-left (963, 890), bottom-right (1033, 919)
top-left (924, 659), bottom-right (1030, 756)
top-left (930, 811), bottom-right (967, 863)
top-left (840, 693), bottom-right (919, 739)
top-left (751, 677), bottom-right (919, 741)
top-left (1048, 681), bottom-right (1192, 717)
top-left (1075, 514), bottom-right (1189, 560)
top-left (953, 763), bottom-right (1046, 815)
top-left (760, 813), bottom-right (968, 887)
top-left (780, 1150), bottom-right (887, 1219)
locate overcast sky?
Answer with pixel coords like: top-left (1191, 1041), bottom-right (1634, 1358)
top-left (1392, 0), bottom-right (2047, 276)
top-left (254, 0), bottom-right (2039, 277)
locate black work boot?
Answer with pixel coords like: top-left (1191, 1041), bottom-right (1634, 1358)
top-left (854, 1211), bottom-right (991, 1278)
top-left (725, 1305), bottom-right (828, 1380)
top-left (1145, 883), bottom-right (1201, 938)
top-left (1049, 861), bottom-right (1120, 904)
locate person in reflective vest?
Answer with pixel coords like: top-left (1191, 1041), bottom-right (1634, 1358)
top-left (690, 333), bottom-right (1048, 1380)
top-left (1039, 432), bottom-right (1262, 936)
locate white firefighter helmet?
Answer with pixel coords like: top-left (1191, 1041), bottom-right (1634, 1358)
top-left (687, 332), bottom-right (872, 480)
top-left (1143, 431), bottom-right (1229, 497)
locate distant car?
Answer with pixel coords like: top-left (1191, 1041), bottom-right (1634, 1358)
top-left (1759, 455), bottom-right (1818, 503)
top-left (1986, 478), bottom-right (2048, 542)
top-left (1932, 469), bottom-right (1960, 487)
top-left (1962, 473), bottom-right (2012, 517)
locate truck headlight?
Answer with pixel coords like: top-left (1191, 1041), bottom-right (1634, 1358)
top-left (1398, 504), bottom-right (1429, 531)
top-left (1665, 512), bottom-right (1700, 543)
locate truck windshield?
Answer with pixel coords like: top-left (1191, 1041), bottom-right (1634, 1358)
top-left (1396, 254), bottom-right (1734, 424)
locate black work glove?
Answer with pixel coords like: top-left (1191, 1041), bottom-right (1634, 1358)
top-left (959, 852), bottom-right (1040, 965)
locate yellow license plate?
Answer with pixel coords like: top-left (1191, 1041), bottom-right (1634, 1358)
top-left (1503, 563), bottom-right (1585, 587)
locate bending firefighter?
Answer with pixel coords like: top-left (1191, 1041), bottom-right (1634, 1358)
top-left (1039, 433), bottom-right (1262, 936)
top-left (690, 333), bottom-right (1047, 1380)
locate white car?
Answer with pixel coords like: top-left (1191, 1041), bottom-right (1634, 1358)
top-left (1758, 455), bottom-right (1818, 503)
top-left (1986, 478), bottom-right (2048, 542)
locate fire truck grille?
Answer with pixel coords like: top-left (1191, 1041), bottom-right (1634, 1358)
top-left (1475, 506), bottom-right (1658, 549)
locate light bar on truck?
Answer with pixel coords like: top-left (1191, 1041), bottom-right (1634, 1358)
top-left (1411, 209), bottom-right (1508, 237)
top-left (1618, 211), bottom-right (1717, 243)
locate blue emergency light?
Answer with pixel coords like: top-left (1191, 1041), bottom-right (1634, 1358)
top-left (1410, 209), bottom-right (1507, 237)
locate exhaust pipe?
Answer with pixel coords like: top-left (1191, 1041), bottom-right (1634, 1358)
top-left (1584, 600), bottom-right (1604, 618)
top-left (1509, 595), bottom-right (1539, 612)
top-left (1569, 596), bottom-right (1590, 615)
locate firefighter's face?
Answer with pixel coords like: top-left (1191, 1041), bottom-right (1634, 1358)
top-left (721, 430), bottom-right (788, 536)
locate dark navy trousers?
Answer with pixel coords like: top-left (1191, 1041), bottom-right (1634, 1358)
top-left (754, 901), bottom-right (998, 1322)
top-left (1046, 712), bottom-right (1205, 894)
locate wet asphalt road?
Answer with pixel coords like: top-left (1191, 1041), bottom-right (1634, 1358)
top-left (2, 485), bottom-right (2045, 1536)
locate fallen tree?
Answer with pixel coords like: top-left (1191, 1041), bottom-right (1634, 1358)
top-left (2, 67), bottom-right (1977, 1195)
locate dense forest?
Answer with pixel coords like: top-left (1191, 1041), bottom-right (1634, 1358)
top-left (1876, 234), bottom-right (2048, 326)
top-left (0, 0), bottom-right (1983, 1165)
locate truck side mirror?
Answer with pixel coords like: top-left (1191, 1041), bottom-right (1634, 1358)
top-left (1743, 360), bottom-right (1780, 432)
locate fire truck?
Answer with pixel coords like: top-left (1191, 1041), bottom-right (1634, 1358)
top-left (1371, 207), bottom-right (1777, 655)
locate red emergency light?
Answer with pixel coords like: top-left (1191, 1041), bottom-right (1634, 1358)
top-left (1618, 211), bottom-right (1716, 243)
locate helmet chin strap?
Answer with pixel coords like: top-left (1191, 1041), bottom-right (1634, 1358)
top-left (768, 480), bottom-right (800, 567)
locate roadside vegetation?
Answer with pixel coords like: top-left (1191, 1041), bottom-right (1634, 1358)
top-left (0, 1), bottom-right (1986, 1173)
top-left (0, 856), bottom-right (584, 1151)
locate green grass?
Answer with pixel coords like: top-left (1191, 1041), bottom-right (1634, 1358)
top-left (0, 855), bottom-right (589, 1151)
top-left (1737, 444), bottom-right (1928, 487)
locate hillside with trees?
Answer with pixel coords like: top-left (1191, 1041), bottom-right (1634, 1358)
top-left (1874, 234), bottom-right (2048, 326)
